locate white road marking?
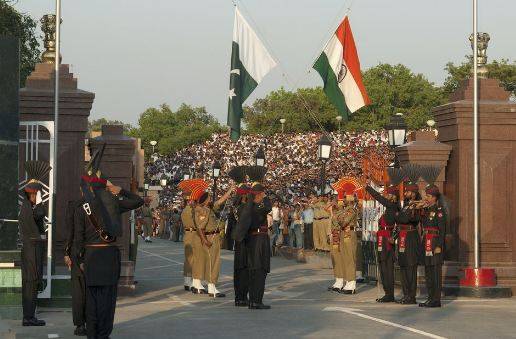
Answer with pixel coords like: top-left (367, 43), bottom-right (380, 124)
top-left (324, 307), bottom-right (447, 339)
top-left (141, 264), bottom-right (180, 270)
top-left (138, 249), bottom-right (184, 265)
top-left (48, 335), bottom-right (59, 339)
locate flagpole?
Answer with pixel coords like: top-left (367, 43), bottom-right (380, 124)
top-left (472, 0), bottom-right (479, 269)
top-left (54, 0), bottom-right (61, 190)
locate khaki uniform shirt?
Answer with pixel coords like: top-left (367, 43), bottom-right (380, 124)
top-left (181, 205), bottom-right (196, 231)
top-left (313, 201), bottom-right (330, 219)
top-left (331, 205), bottom-right (357, 237)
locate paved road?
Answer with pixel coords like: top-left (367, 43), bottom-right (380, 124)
top-left (6, 238), bottom-right (516, 338)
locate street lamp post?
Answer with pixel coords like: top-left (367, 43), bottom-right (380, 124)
top-left (335, 115), bottom-right (343, 132)
top-left (160, 175), bottom-right (167, 188)
top-left (317, 134), bottom-right (332, 194)
top-left (280, 118), bottom-right (286, 133)
top-left (211, 160), bottom-right (221, 204)
top-left (385, 113), bottom-right (408, 168)
top-left (144, 182), bottom-right (149, 197)
top-left (150, 140), bottom-right (157, 154)
top-left (255, 147), bottom-right (265, 166)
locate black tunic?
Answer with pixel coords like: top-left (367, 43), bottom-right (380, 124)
top-left (395, 203), bottom-right (420, 267)
top-left (365, 186), bottom-right (399, 262)
top-left (421, 204), bottom-right (446, 266)
top-left (236, 197), bottom-right (272, 272)
top-left (74, 189), bottom-right (143, 286)
top-left (232, 204), bottom-right (247, 269)
top-left (19, 199), bottom-right (46, 282)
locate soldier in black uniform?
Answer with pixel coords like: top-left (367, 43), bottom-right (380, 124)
top-left (235, 166), bottom-right (272, 310)
top-left (365, 168), bottom-right (403, 303)
top-left (228, 166), bottom-right (251, 307)
top-left (419, 166), bottom-right (446, 308)
top-left (64, 199), bottom-right (87, 336)
top-left (73, 145), bottom-right (143, 338)
top-left (395, 164), bottom-right (422, 305)
top-left (19, 161), bottom-right (50, 326)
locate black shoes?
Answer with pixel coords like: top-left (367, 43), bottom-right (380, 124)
top-left (340, 289), bottom-right (356, 295)
top-left (235, 300), bottom-right (249, 307)
top-left (184, 285), bottom-right (191, 291)
top-left (420, 300), bottom-right (441, 308)
top-left (191, 287), bottom-right (207, 294)
top-left (209, 292), bottom-right (226, 298)
top-left (22, 318), bottom-right (45, 326)
top-left (376, 295), bottom-right (395, 303)
top-left (74, 325), bottom-right (87, 336)
top-left (248, 302), bottom-right (271, 309)
top-left (400, 298), bottom-right (417, 305)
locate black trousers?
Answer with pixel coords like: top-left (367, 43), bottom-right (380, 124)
top-left (379, 255), bottom-right (394, 297)
top-left (400, 265), bottom-right (417, 300)
top-left (22, 279), bottom-right (38, 319)
top-left (234, 267), bottom-right (249, 302)
top-left (248, 268), bottom-right (267, 304)
top-left (424, 264), bottom-right (442, 303)
top-left (71, 272), bottom-right (86, 326)
top-left (86, 284), bottom-right (118, 339)
top-left (303, 223), bottom-right (314, 250)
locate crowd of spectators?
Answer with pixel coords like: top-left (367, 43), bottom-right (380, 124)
top-left (146, 131), bottom-right (393, 207)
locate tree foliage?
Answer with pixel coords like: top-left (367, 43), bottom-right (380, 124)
top-left (0, 0), bottom-right (41, 86)
top-left (244, 63), bottom-right (445, 133)
top-left (129, 103), bottom-right (223, 156)
top-left (443, 57), bottom-right (516, 97)
top-left (88, 118), bottom-right (132, 137)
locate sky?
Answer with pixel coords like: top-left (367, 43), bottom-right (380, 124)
top-left (13, 0), bottom-right (516, 126)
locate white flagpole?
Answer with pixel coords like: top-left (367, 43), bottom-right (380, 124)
top-left (54, 0), bottom-right (61, 190)
top-left (473, 0), bottom-right (479, 269)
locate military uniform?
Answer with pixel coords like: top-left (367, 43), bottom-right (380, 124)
top-left (329, 204), bottom-right (357, 291)
top-left (395, 202), bottom-right (420, 304)
top-left (194, 204), bottom-right (225, 296)
top-left (141, 205), bottom-right (153, 242)
top-left (64, 200), bottom-right (86, 335)
top-left (180, 204), bottom-right (196, 290)
top-left (365, 185), bottom-right (398, 302)
top-left (312, 201), bottom-right (331, 251)
top-left (19, 198), bottom-right (46, 325)
top-left (232, 202), bottom-right (249, 305)
top-left (420, 203), bottom-right (446, 307)
top-left (74, 188), bottom-right (143, 338)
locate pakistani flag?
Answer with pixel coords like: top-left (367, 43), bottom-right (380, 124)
top-left (228, 7), bottom-right (276, 141)
top-left (313, 16), bottom-right (370, 119)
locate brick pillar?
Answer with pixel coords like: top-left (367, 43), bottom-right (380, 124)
top-left (433, 78), bottom-right (516, 294)
top-left (89, 125), bottom-right (137, 292)
top-left (19, 62), bottom-right (94, 265)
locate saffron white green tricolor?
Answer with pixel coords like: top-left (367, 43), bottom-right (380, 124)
top-left (227, 7), bottom-right (276, 141)
top-left (313, 16), bottom-right (370, 119)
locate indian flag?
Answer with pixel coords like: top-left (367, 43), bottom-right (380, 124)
top-left (227, 7), bottom-right (276, 141)
top-left (313, 16), bottom-right (370, 119)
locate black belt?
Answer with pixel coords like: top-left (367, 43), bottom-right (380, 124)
top-left (315, 217), bottom-right (329, 220)
top-left (399, 224), bottom-right (416, 231)
top-left (184, 228), bottom-right (196, 232)
top-left (205, 231), bottom-right (219, 235)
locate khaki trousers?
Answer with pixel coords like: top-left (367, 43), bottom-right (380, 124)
top-left (313, 219), bottom-right (331, 251)
top-left (183, 231), bottom-right (195, 277)
top-left (203, 235), bottom-right (221, 284)
top-left (143, 218), bottom-right (153, 237)
top-left (191, 232), bottom-right (206, 280)
top-left (341, 231), bottom-right (357, 281)
top-left (330, 242), bottom-right (344, 279)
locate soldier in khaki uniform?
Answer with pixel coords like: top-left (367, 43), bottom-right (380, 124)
top-left (312, 196), bottom-right (331, 251)
top-left (194, 186), bottom-right (234, 297)
top-left (178, 179), bottom-right (210, 294)
top-left (328, 194), bottom-right (358, 293)
top-left (141, 198), bottom-right (153, 243)
top-left (180, 200), bottom-right (196, 291)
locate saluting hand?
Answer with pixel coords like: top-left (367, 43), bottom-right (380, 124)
top-left (64, 255), bottom-right (72, 271)
top-left (106, 180), bottom-right (122, 195)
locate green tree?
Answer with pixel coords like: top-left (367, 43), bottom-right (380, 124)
top-left (87, 118), bottom-right (132, 137)
top-left (244, 87), bottom-right (340, 134)
top-left (443, 57), bottom-right (516, 97)
top-left (129, 103), bottom-right (223, 156)
top-left (349, 63), bottom-right (445, 130)
top-left (0, 1), bottom-right (41, 86)
top-left (244, 63), bottom-right (445, 133)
